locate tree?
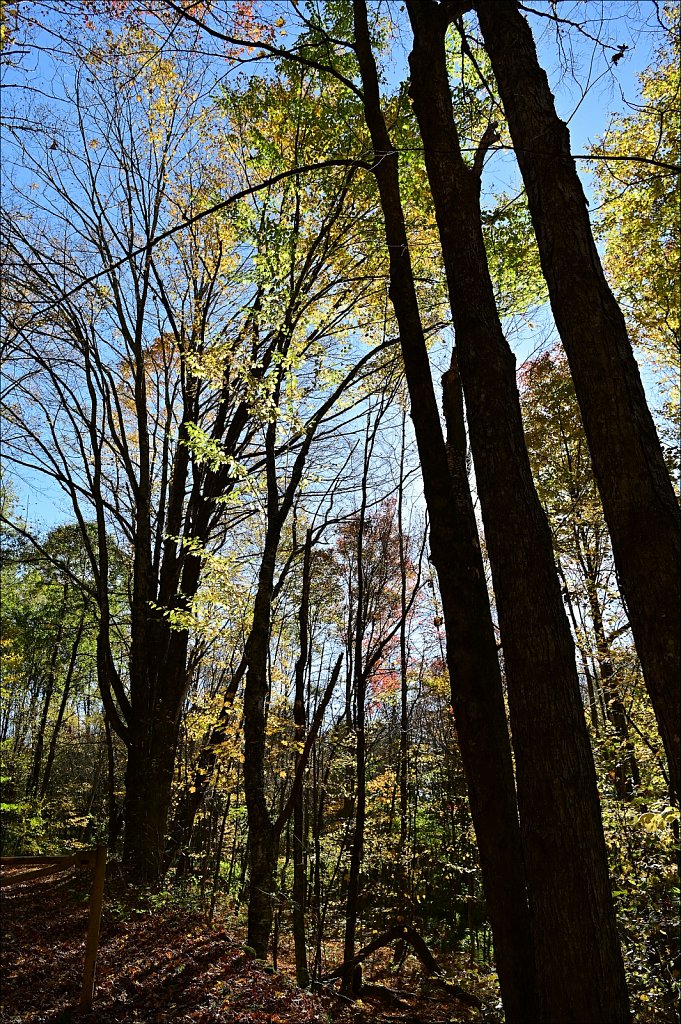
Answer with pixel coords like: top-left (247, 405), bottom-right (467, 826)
top-left (0, 523), bottom-right (117, 853)
top-left (405, 5), bottom-right (628, 1020)
top-left (349, 4), bottom-right (536, 1019)
top-left (520, 349), bottom-right (641, 799)
top-left (3, 4), bottom-right (677, 1016)
top-left (332, 416), bottom-right (425, 994)
top-left (591, 2), bottom-right (680, 479)
top-left (0, 25), bottom-right (376, 883)
top-left (475, 0), bottom-right (680, 802)
top-left (238, 341), bottom-right (388, 957)
top-left (3, 33), bottom-right (266, 880)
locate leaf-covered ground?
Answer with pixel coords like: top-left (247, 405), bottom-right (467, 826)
top-left (0, 865), bottom-right (494, 1024)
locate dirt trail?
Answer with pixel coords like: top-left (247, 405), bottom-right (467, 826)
top-left (0, 866), bottom-right (488, 1024)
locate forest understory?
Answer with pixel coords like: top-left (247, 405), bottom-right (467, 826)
top-left (1, 865), bottom-right (498, 1024)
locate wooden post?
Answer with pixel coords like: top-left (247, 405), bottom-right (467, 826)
top-left (79, 845), bottom-right (107, 1012)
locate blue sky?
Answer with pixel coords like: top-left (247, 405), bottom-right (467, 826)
top-left (2, 0), bottom-right (669, 535)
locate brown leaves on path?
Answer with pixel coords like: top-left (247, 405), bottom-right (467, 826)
top-left (0, 866), bottom-right (492, 1024)
top-left (0, 866), bottom-right (327, 1024)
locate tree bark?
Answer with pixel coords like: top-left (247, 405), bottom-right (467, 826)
top-left (122, 679), bottom-right (183, 884)
top-left (292, 530), bottom-right (312, 988)
top-left (475, 0), bottom-right (680, 799)
top-left (406, 5), bottom-right (629, 1021)
top-left (397, 413), bottom-right (410, 859)
top-left (352, 4), bottom-right (535, 1020)
top-left (243, 513), bottom-right (281, 956)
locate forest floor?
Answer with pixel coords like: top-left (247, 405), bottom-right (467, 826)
top-left (0, 864), bottom-right (497, 1024)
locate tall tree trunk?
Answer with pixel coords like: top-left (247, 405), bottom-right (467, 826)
top-left (475, 0), bottom-right (680, 799)
top-left (28, 673), bottom-right (54, 798)
top-left (104, 714), bottom-right (122, 847)
top-left (244, 566), bottom-right (341, 959)
top-left (27, 596), bottom-right (66, 796)
top-left (352, 4), bottom-right (535, 1020)
top-left (241, 347), bottom-right (361, 956)
top-left (341, 684), bottom-right (366, 996)
top-left (311, 751), bottom-right (326, 981)
top-left (165, 657), bottom-right (246, 874)
top-left (558, 561), bottom-right (602, 735)
top-left (406, 5), bottom-right (629, 1021)
top-left (243, 530), bottom-right (280, 957)
top-left (242, 376), bottom-right (298, 956)
top-left (341, 420), bottom-right (374, 996)
top-left (122, 684), bottom-right (183, 884)
top-left (123, 335), bottom-right (174, 884)
top-left (40, 608), bottom-right (87, 799)
top-left (579, 548), bottom-right (640, 798)
top-left (292, 530), bottom-right (312, 988)
top-left (397, 412), bottom-right (410, 859)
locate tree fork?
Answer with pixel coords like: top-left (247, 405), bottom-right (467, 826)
top-left (406, 2), bottom-right (629, 1020)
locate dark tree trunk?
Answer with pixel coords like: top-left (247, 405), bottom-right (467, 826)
top-left (122, 681), bottom-right (183, 884)
top-left (241, 373), bottom-right (306, 956)
top-left (292, 530), bottom-right (312, 988)
top-left (241, 349), bottom-right (359, 957)
top-left (341, 704), bottom-right (366, 996)
top-left (209, 795), bottom-right (230, 923)
top-left (118, 549), bottom-right (192, 881)
top-left (475, 0), bottom-right (680, 799)
top-left (397, 413), bottom-right (410, 858)
top-left (28, 599), bottom-right (66, 796)
top-left (406, 5), bottom-right (629, 1021)
top-left (247, 816), bottom-right (279, 958)
top-left (104, 714), bottom-right (123, 847)
top-left (96, 305), bottom-right (269, 886)
top-left (165, 538), bottom-right (301, 877)
top-left (40, 609), bottom-right (86, 799)
top-left (352, 4), bottom-right (535, 1020)
top-left (243, 528), bottom-right (280, 956)
top-left (311, 753), bottom-right (326, 981)
top-left (28, 671), bottom-right (55, 797)
top-left (242, 585), bottom-right (340, 960)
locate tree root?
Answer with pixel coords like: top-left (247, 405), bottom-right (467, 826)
top-left (322, 923), bottom-right (483, 1009)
